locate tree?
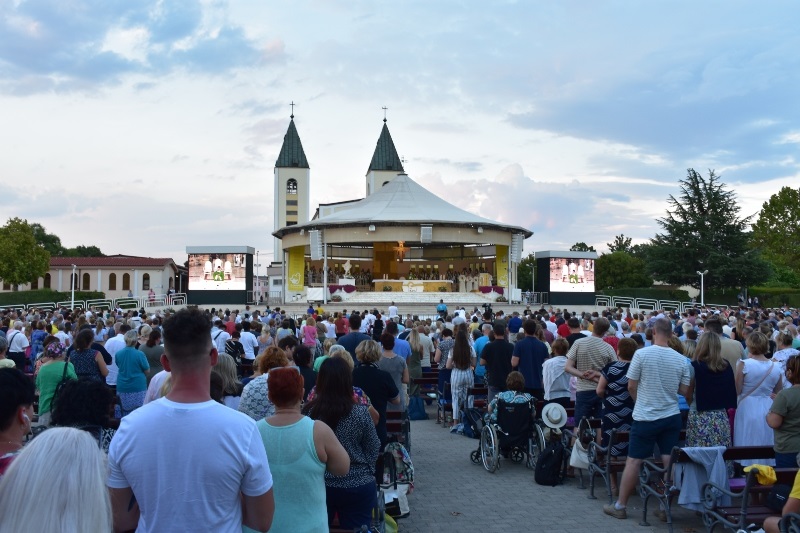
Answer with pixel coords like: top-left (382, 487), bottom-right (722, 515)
top-left (607, 234), bottom-right (632, 254)
top-left (647, 169), bottom-right (771, 289)
top-left (516, 252), bottom-right (536, 291)
top-left (0, 218), bottom-right (51, 290)
top-left (31, 223), bottom-right (63, 256)
top-left (751, 186), bottom-right (800, 271)
top-left (63, 245), bottom-right (104, 257)
top-left (570, 242), bottom-right (595, 252)
top-left (595, 252), bottom-right (653, 290)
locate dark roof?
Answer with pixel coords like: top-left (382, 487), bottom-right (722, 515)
top-left (50, 255), bottom-right (177, 269)
top-left (275, 119), bottom-right (309, 168)
top-left (368, 122), bottom-right (404, 173)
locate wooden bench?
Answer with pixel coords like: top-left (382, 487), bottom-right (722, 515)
top-left (703, 465), bottom-right (796, 532)
top-left (468, 386), bottom-right (488, 410)
top-left (411, 376), bottom-right (439, 410)
top-left (638, 444), bottom-right (774, 532)
top-left (385, 410), bottom-right (410, 451)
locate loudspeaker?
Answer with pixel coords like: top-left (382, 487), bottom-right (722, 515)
top-left (510, 234), bottom-right (523, 263)
top-left (309, 230), bottom-right (323, 260)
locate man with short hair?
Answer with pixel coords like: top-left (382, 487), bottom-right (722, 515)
top-left (338, 313), bottom-right (372, 364)
top-left (108, 308), bottom-right (274, 532)
top-left (416, 324), bottom-right (435, 369)
top-left (565, 317), bottom-right (617, 423)
top-left (507, 311), bottom-right (522, 338)
top-left (511, 320), bottom-right (549, 399)
top-left (386, 321), bottom-right (411, 361)
top-left (239, 321), bottom-right (259, 363)
top-left (436, 299), bottom-right (447, 319)
top-left (388, 301), bottom-right (399, 320)
top-left (6, 321), bottom-right (30, 370)
top-left (480, 323), bottom-right (514, 403)
top-left (211, 319), bottom-right (231, 354)
top-left (603, 318), bottom-right (691, 520)
top-left (564, 317), bottom-right (585, 347)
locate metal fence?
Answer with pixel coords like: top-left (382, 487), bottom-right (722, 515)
top-left (4, 292), bottom-right (187, 312)
top-left (595, 295), bottom-right (730, 313)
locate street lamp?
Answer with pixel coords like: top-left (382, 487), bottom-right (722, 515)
top-left (696, 270), bottom-right (708, 307)
top-left (71, 264), bottom-right (77, 310)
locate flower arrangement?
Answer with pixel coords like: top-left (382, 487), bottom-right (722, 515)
top-left (438, 286), bottom-right (447, 292)
top-left (330, 294), bottom-right (343, 302)
top-left (496, 295), bottom-right (508, 302)
top-left (382, 285), bottom-right (393, 292)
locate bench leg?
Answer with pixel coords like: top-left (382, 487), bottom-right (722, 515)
top-left (639, 493), bottom-right (651, 527)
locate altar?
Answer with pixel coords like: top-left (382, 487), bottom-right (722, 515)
top-left (372, 280), bottom-right (453, 293)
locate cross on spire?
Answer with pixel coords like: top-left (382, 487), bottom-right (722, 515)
top-left (290, 101), bottom-right (295, 119)
top-left (382, 106), bottom-right (388, 123)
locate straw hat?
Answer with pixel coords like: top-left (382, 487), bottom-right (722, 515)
top-left (541, 403), bottom-right (568, 429)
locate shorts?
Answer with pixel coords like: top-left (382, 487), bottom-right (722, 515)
top-left (574, 390), bottom-right (602, 423)
top-left (628, 414), bottom-right (682, 459)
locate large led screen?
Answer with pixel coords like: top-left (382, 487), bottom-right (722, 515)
top-left (188, 253), bottom-right (247, 291)
top-left (548, 257), bottom-right (595, 293)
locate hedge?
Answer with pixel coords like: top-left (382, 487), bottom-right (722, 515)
top-left (0, 290), bottom-right (106, 307)
top-left (748, 287), bottom-right (800, 308)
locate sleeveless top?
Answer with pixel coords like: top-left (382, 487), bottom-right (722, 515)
top-left (253, 417), bottom-right (327, 532)
top-left (70, 348), bottom-right (104, 382)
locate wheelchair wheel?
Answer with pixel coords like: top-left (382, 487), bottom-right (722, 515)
top-left (470, 449), bottom-right (481, 464)
top-left (530, 422), bottom-right (546, 466)
top-left (480, 425), bottom-right (499, 473)
top-left (510, 448), bottom-right (525, 463)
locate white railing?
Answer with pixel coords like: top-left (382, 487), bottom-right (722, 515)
top-left (4, 293), bottom-right (188, 312)
top-left (595, 295), bottom-right (731, 312)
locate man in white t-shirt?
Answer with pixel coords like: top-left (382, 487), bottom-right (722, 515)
top-left (603, 317), bottom-right (691, 520)
top-left (388, 302), bottom-right (399, 319)
top-left (210, 319), bottom-right (231, 354)
top-left (103, 323), bottom-right (128, 387)
top-left (108, 308), bottom-right (274, 533)
top-left (239, 321), bottom-right (259, 361)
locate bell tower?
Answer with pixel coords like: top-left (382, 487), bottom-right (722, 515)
top-left (365, 113), bottom-right (404, 197)
top-left (274, 107), bottom-right (310, 262)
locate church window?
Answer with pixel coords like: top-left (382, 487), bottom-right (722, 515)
top-left (143, 273), bottom-right (151, 291)
top-left (82, 273), bottom-right (90, 290)
top-left (286, 210), bottom-right (297, 216)
top-left (382, 181), bottom-right (390, 186)
top-left (44, 274), bottom-right (51, 289)
top-left (109, 273), bottom-right (117, 290)
top-left (122, 273), bottom-right (131, 291)
top-left (286, 199), bottom-right (297, 206)
top-left (31, 277), bottom-right (39, 290)
top-left (287, 179), bottom-right (298, 195)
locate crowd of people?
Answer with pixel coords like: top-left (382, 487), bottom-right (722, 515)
top-left (3, 300), bottom-right (800, 530)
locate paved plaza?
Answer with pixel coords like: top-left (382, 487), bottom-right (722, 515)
top-left (399, 403), bottom-right (704, 533)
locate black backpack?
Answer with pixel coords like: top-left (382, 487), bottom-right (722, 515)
top-left (534, 437), bottom-right (565, 486)
top-left (461, 408), bottom-right (484, 439)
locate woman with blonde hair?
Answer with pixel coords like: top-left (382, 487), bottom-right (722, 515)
top-left (684, 332), bottom-right (736, 448)
top-left (213, 353), bottom-right (244, 409)
top-left (734, 332), bottom-right (784, 463)
top-left (406, 328), bottom-right (424, 398)
top-left (0, 427), bottom-right (112, 532)
top-left (301, 316), bottom-right (317, 348)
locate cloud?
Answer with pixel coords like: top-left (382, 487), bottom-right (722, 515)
top-left (0, 0), bottom-right (281, 94)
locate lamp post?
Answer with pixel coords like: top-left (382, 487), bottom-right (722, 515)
top-left (71, 264), bottom-right (77, 311)
top-left (697, 270), bottom-right (708, 307)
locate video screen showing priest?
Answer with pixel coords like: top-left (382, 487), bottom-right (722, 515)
top-left (188, 253), bottom-right (247, 291)
top-left (548, 257), bottom-right (595, 293)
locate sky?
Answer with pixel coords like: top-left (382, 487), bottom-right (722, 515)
top-left (1, 0), bottom-right (798, 265)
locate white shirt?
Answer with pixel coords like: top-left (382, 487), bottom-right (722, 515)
top-left (211, 327), bottom-right (231, 354)
top-left (104, 333), bottom-right (126, 386)
top-left (388, 305), bottom-right (399, 319)
top-left (324, 322), bottom-right (336, 339)
top-left (239, 331), bottom-right (259, 360)
top-left (6, 329), bottom-right (29, 352)
top-left (108, 398), bottom-right (273, 533)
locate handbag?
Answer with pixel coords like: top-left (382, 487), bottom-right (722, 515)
top-left (51, 355), bottom-right (72, 413)
top-left (738, 361), bottom-right (774, 404)
top-left (407, 396), bottom-right (428, 420)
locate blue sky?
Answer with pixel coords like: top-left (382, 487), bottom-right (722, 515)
top-left (1, 0), bottom-right (797, 263)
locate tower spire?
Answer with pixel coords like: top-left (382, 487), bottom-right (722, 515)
top-left (290, 101), bottom-right (295, 119)
top-left (382, 106), bottom-right (388, 123)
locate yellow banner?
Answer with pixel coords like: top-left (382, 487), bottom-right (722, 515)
top-left (496, 245), bottom-right (509, 288)
top-left (287, 247), bottom-right (305, 292)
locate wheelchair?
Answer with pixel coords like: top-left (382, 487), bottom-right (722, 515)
top-left (470, 398), bottom-right (546, 473)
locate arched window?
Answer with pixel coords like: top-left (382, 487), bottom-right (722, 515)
top-left (44, 273), bottom-right (51, 289)
top-left (82, 273), bottom-right (90, 290)
top-left (382, 181), bottom-right (390, 186)
top-left (142, 273), bottom-right (150, 291)
top-left (108, 273), bottom-right (117, 290)
top-left (287, 179), bottom-right (298, 195)
top-left (122, 273), bottom-right (131, 291)
top-left (31, 277), bottom-right (39, 290)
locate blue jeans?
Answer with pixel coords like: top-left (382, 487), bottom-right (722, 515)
top-left (326, 481), bottom-right (377, 529)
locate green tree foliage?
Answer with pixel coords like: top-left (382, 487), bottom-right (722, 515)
top-left (570, 242), bottom-right (596, 252)
top-left (31, 223), bottom-right (103, 257)
top-left (516, 252), bottom-right (536, 291)
top-left (595, 252), bottom-right (653, 290)
top-left (647, 169), bottom-right (771, 289)
top-left (0, 218), bottom-right (51, 290)
top-left (751, 186), bottom-right (800, 271)
top-left (607, 234), bottom-right (633, 254)
top-left (31, 223), bottom-right (64, 256)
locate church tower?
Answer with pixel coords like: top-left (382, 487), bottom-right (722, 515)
top-left (365, 117), bottom-right (405, 196)
top-left (274, 112), bottom-right (310, 262)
